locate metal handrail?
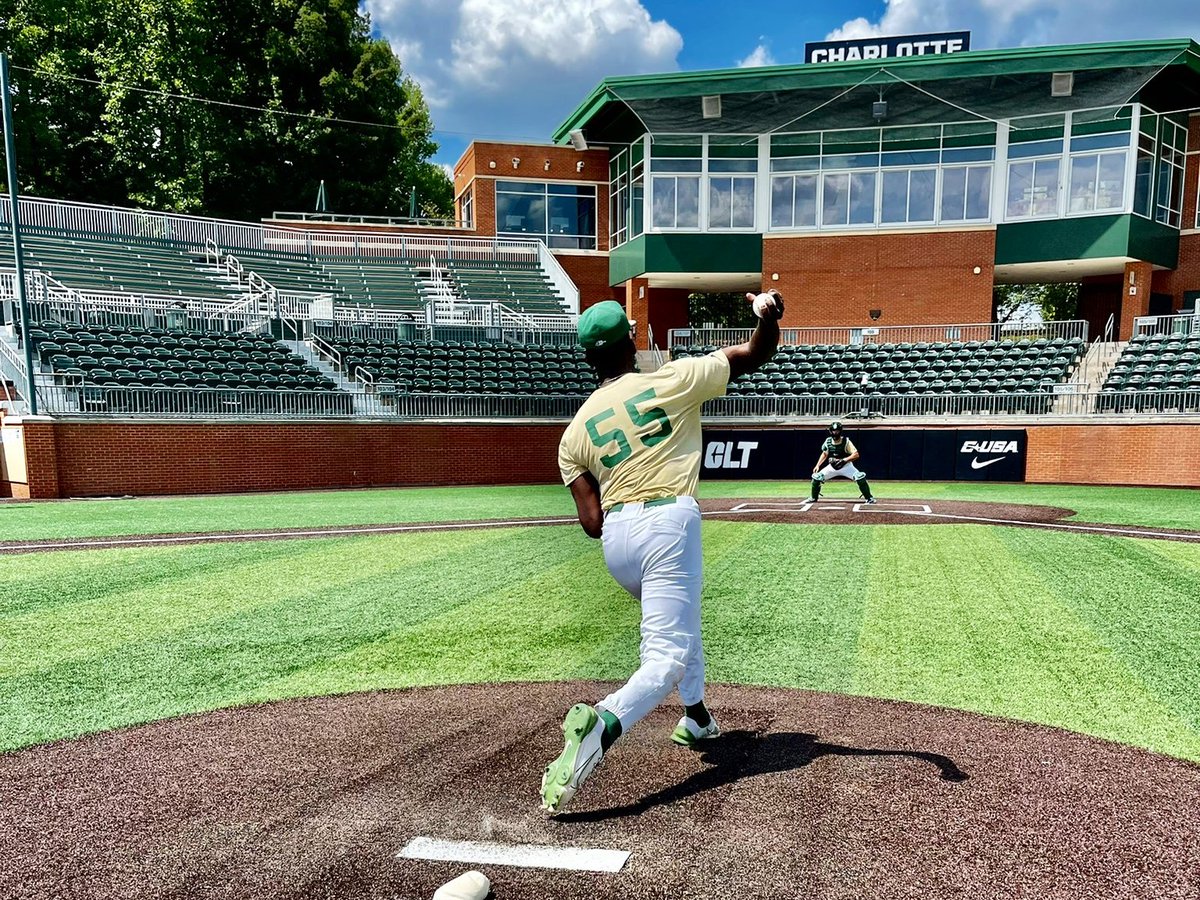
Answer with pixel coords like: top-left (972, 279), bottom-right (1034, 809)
top-left (28, 377), bottom-right (1200, 421)
top-left (309, 332), bottom-right (343, 371)
top-left (671, 319), bottom-right (1091, 348)
top-left (272, 211), bottom-right (470, 229)
top-left (1134, 312), bottom-right (1200, 337)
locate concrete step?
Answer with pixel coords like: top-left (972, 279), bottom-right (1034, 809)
top-left (287, 340), bottom-right (375, 416)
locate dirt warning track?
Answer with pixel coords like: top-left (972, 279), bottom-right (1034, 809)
top-left (1, 682), bottom-right (1196, 900)
top-left (1, 498), bottom-right (1197, 553)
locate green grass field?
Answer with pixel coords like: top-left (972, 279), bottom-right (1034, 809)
top-left (3, 480), bottom-right (1198, 539)
top-left (2, 482), bottom-right (1198, 762)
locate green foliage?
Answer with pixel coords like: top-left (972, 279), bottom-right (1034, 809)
top-left (0, 0), bottom-right (452, 219)
top-left (993, 282), bottom-right (1081, 323)
top-left (688, 291), bottom-right (757, 329)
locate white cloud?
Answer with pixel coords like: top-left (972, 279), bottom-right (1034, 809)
top-left (738, 43), bottom-right (776, 68)
top-left (827, 0), bottom-right (1199, 48)
top-left (365, 0), bottom-right (683, 143)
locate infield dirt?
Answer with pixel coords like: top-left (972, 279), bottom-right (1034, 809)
top-left (2, 682), bottom-right (1197, 900)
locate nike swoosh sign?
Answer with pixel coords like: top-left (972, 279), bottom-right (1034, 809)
top-left (971, 456), bottom-right (1006, 470)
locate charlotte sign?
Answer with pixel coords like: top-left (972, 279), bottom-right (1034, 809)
top-left (805, 31), bottom-right (971, 64)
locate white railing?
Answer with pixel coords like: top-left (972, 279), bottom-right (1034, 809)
top-left (309, 333), bottom-right (343, 371)
top-left (1, 195), bottom-right (550, 264)
top-left (704, 388), bottom-right (1200, 419)
top-left (29, 381), bottom-right (1200, 421)
top-left (0, 326), bottom-right (30, 409)
top-left (272, 211), bottom-right (469, 229)
top-left (3, 195), bottom-right (267, 249)
top-left (671, 319), bottom-right (1091, 349)
top-left (538, 242), bottom-right (580, 315)
top-left (1134, 312), bottom-right (1200, 337)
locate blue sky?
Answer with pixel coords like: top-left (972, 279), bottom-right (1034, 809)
top-left (360, 0), bottom-right (1199, 169)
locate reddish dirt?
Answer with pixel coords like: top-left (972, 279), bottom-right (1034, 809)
top-left (1, 682), bottom-right (1197, 900)
top-left (1, 499), bottom-right (1198, 554)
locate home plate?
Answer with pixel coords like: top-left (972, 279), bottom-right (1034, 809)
top-left (398, 836), bottom-right (631, 873)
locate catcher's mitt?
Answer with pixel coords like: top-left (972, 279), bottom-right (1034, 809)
top-left (828, 458), bottom-right (846, 470)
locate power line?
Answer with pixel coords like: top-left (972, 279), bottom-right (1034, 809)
top-left (10, 64), bottom-right (547, 142)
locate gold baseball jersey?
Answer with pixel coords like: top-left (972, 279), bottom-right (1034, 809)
top-left (558, 352), bottom-right (730, 508)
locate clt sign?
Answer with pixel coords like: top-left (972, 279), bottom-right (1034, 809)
top-left (701, 428), bottom-right (1026, 481)
top-left (805, 31), bottom-right (971, 64)
top-left (704, 440), bottom-right (759, 470)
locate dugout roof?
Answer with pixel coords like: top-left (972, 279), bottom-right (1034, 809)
top-left (553, 39), bottom-right (1200, 145)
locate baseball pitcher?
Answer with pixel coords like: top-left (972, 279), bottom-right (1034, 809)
top-left (542, 290), bottom-right (784, 813)
top-left (811, 421), bottom-right (876, 503)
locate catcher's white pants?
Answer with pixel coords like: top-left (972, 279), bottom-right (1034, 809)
top-left (596, 496), bottom-right (705, 730)
top-left (814, 461), bottom-right (865, 482)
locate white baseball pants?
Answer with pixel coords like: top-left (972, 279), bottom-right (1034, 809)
top-left (595, 496), bottom-right (705, 730)
top-left (814, 461), bottom-right (864, 482)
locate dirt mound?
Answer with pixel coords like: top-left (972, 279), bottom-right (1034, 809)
top-left (2, 682), bottom-right (1196, 900)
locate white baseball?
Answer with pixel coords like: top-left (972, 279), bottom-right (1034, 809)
top-left (751, 291), bottom-right (776, 318)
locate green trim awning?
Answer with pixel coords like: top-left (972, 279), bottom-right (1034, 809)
top-left (554, 38), bottom-right (1200, 144)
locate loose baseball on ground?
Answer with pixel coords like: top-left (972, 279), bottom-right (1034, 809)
top-left (431, 869), bottom-right (490, 900)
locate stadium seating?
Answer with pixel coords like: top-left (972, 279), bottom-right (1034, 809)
top-left (318, 335), bottom-right (594, 395)
top-left (447, 261), bottom-right (569, 315)
top-left (317, 258), bottom-right (427, 313)
top-left (227, 248), bottom-right (347, 298)
top-left (1097, 332), bottom-right (1200, 412)
top-left (673, 337), bottom-right (1087, 412)
top-left (0, 227), bottom-right (240, 302)
top-left (22, 320), bottom-right (348, 414)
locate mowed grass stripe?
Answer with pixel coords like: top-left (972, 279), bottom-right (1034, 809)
top-left (701, 521), bottom-right (870, 691)
top-left (4, 519), bottom-right (1200, 761)
top-left (0, 527), bottom-right (594, 751)
top-left (3, 482), bottom-right (1198, 541)
top-left (0, 540), bottom-right (308, 618)
top-left (854, 526), bottom-right (1200, 761)
top-left (998, 529), bottom-right (1200, 735)
top-left (253, 528), bottom-right (633, 699)
top-left (0, 527), bottom-right (519, 677)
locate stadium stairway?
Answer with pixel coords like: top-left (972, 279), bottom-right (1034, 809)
top-left (0, 325), bottom-right (31, 416)
top-left (284, 340), bottom-right (376, 415)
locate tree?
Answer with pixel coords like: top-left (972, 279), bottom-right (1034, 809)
top-left (993, 282), bottom-right (1080, 324)
top-left (0, 0), bottom-right (453, 220)
top-left (688, 291), bottom-right (757, 329)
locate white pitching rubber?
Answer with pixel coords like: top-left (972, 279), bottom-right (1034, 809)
top-left (432, 869), bottom-right (491, 900)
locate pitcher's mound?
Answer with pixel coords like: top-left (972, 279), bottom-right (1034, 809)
top-left (2, 682), bottom-right (1197, 899)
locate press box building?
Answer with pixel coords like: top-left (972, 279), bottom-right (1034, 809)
top-left (446, 38), bottom-right (1200, 347)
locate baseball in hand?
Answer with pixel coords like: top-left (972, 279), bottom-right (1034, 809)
top-left (749, 290), bottom-right (780, 319)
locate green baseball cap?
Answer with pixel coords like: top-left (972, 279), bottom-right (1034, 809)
top-left (577, 300), bottom-right (632, 349)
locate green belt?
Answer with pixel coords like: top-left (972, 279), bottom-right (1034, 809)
top-left (608, 497), bottom-right (677, 514)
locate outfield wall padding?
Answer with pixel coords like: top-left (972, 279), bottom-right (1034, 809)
top-left (4, 419), bottom-right (1198, 499)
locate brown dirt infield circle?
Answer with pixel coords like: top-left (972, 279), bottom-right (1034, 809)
top-left (1, 682), bottom-right (1197, 900)
top-left (1, 498), bottom-right (1197, 554)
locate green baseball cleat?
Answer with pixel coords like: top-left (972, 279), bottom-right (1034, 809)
top-left (540, 703), bottom-right (605, 813)
top-left (670, 714), bottom-right (721, 748)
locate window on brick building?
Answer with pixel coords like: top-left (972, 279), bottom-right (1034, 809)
top-left (459, 187), bottom-right (473, 228)
top-left (496, 181), bottom-right (596, 249)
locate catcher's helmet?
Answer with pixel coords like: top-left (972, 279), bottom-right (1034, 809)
top-left (828, 421), bottom-right (844, 435)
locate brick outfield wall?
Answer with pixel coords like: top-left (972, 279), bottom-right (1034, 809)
top-left (5, 420), bottom-right (1198, 499)
top-left (761, 229), bottom-right (997, 327)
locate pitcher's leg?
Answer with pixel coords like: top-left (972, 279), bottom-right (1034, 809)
top-left (597, 507), bottom-right (699, 729)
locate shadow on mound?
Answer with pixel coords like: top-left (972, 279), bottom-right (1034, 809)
top-left (0, 681), bottom-right (1196, 900)
top-left (558, 730), bottom-right (968, 824)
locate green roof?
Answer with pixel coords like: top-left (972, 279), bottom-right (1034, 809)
top-left (553, 38), bottom-right (1200, 143)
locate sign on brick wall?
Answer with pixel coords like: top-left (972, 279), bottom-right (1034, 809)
top-left (701, 427), bottom-right (1027, 482)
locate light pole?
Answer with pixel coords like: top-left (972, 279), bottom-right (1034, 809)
top-left (1, 52), bottom-right (37, 415)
